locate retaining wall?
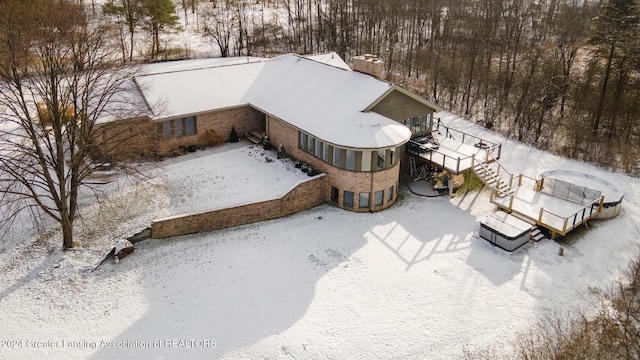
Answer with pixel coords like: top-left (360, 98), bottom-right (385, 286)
top-left (151, 174), bottom-right (328, 239)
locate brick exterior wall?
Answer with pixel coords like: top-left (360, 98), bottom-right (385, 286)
top-left (157, 106), bottom-right (265, 155)
top-left (93, 117), bottom-right (159, 161)
top-left (266, 115), bottom-right (400, 212)
top-left (94, 106), bottom-right (265, 160)
top-left (151, 175), bottom-right (328, 238)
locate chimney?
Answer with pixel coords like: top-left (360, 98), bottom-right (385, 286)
top-left (352, 54), bottom-right (384, 79)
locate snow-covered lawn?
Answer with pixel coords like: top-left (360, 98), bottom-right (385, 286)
top-left (0, 112), bottom-right (638, 359)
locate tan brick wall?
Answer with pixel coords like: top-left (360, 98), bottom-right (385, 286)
top-left (157, 106), bottom-right (265, 155)
top-left (94, 106), bottom-right (265, 160)
top-left (151, 175), bottom-right (329, 238)
top-left (352, 55), bottom-right (384, 79)
top-left (267, 115), bottom-right (400, 212)
top-left (93, 117), bottom-right (159, 161)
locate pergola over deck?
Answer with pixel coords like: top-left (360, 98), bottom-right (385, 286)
top-left (407, 121), bottom-right (502, 175)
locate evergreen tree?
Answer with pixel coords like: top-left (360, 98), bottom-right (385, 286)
top-left (140, 0), bottom-right (178, 59)
top-left (229, 126), bottom-right (239, 143)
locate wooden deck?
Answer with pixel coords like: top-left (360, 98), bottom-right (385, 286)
top-left (407, 123), bottom-right (501, 174)
top-left (491, 185), bottom-right (603, 239)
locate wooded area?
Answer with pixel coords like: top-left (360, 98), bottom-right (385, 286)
top-left (191, 0), bottom-right (640, 175)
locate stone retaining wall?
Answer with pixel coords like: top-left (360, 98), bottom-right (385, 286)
top-left (151, 174), bottom-right (328, 239)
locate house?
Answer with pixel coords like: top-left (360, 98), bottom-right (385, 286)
top-left (95, 52), bottom-right (443, 212)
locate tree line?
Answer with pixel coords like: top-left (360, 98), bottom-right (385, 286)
top-left (1, 0), bottom-right (638, 249)
top-left (184, 0), bottom-right (639, 174)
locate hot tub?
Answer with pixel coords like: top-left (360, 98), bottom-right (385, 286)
top-left (480, 211), bottom-right (532, 251)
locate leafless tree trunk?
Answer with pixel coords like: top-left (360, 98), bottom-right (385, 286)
top-left (0, 0), bottom-right (144, 248)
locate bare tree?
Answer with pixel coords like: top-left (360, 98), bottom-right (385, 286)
top-left (201, 2), bottom-right (239, 57)
top-left (0, 0), bottom-right (143, 248)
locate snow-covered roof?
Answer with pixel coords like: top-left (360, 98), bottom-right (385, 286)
top-left (130, 53), bottom-right (426, 149)
top-left (139, 56), bottom-right (268, 75)
top-left (135, 61), bottom-right (265, 119)
top-left (243, 54), bottom-right (411, 148)
top-left (303, 52), bottom-right (352, 71)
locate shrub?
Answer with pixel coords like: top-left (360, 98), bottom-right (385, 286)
top-left (229, 126), bottom-right (239, 143)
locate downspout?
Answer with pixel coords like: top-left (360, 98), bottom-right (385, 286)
top-left (370, 158), bottom-right (375, 212)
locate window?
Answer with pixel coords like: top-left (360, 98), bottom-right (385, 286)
top-left (375, 190), bottom-right (384, 206)
top-left (361, 151), bottom-right (372, 172)
top-left (162, 116), bottom-right (197, 139)
top-left (345, 150), bottom-right (356, 171)
top-left (185, 116), bottom-right (196, 135)
top-left (333, 147), bottom-right (341, 167)
top-left (300, 132), bottom-right (308, 150)
top-left (343, 191), bottom-right (354, 207)
top-left (323, 143), bottom-right (330, 162)
top-left (377, 149), bottom-right (386, 170)
top-left (331, 186), bottom-right (339, 203)
top-left (359, 192), bottom-right (370, 208)
top-left (308, 136), bottom-right (315, 154)
top-left (388, 186), bottom-right (394, 201)
top-left (315, 140), bottom-right (323, 158)
top-left (389, 148), bottom-right (396, 167)
top-left (411, 116), bottom-right (420, 133)
top-left (174, 118), bottom-right (185, 137)
top-left (162, 121), bottom-right (171, 139)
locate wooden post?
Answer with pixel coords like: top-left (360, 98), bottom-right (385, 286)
top-left (538, 207), bottom-right (544, 223)
top-left (449, 175), bottom-right (454, 196)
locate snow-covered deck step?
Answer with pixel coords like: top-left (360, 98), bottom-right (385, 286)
top-left (509, 211), bottom-right (537, 225)
top-left (473, 165), bottom-right (493, 175)
top-left (530, 228), bottom-right (545, 242)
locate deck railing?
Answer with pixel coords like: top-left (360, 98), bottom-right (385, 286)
top-left (492, 183), bottom-right (604, 238)
top-left (407, 119), bottom-right (502, 174)
top-left (407, 144), bottom-right (479, 174)
top-left (538, 197), bottom-right (604, 237)
top-left (435, 118), bottom-right (502, 160)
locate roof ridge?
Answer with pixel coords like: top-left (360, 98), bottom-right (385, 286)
top-left (138, 57), bottom-right (267, 78)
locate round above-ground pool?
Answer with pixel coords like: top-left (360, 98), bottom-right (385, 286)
top-left (539, 169), bottom-right (624, 219)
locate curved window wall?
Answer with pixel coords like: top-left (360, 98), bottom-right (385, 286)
top-left (298, 131), bottom-right (399, 172)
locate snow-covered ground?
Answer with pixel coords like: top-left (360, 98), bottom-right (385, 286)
top-left (1, 111), bottom-right (638, 359)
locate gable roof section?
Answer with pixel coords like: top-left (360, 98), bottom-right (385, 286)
top-left (303, 52), bottom-right (351, 71)
top-left (366, 86), bottom-right (441, 121)
top-left (131, 53), bottom-right (425, 149)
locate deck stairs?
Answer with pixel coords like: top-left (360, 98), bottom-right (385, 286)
top-left (509, 212), bottom-right (546, 242)
top-left (245, 130), bottom-right (263, 144)
top-left (473, 160), bottom-right (515, 198)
